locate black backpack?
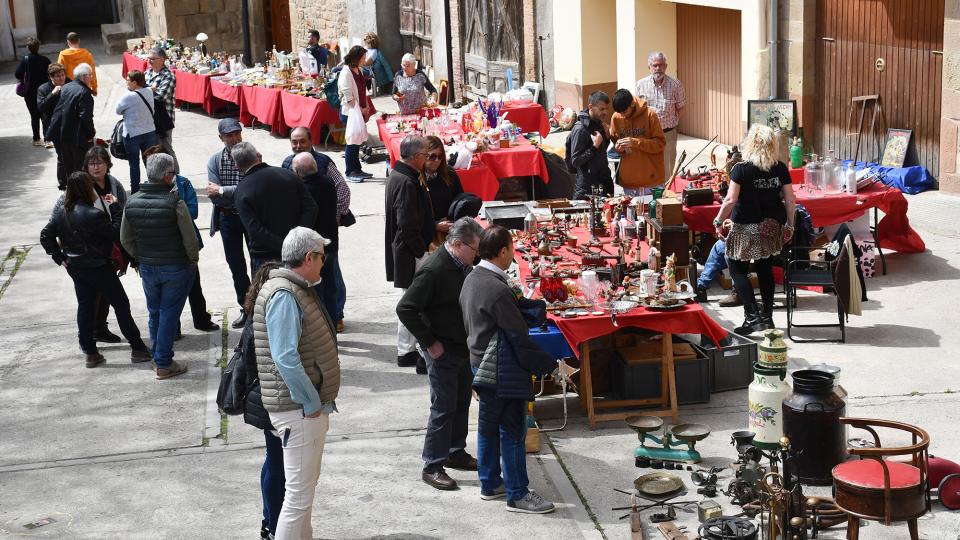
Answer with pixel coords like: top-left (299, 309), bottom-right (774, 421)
top-left (217, 324), bottom-right (257, 415)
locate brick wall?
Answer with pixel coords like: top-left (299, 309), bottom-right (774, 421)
top-left (289, 0), bottom-right (348, 52)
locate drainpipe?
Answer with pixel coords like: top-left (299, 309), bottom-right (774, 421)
top-left (241, 0), bottom-right (252, 66)
top-left (768, 0), bottom-right (778, 99)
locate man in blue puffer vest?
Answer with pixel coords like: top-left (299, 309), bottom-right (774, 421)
top-left (460, 225), bottom-right (559, 514)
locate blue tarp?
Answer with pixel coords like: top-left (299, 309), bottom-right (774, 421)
top-left (841, 160), bottom-right (935, 195)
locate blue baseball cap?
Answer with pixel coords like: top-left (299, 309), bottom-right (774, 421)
top-left (218, 118), bottom-right (242, 134)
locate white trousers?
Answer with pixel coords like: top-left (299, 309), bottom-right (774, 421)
top-left (397, 255), bottom-right (427, 355)
top-left (269, 409), bottom-right (330, 540)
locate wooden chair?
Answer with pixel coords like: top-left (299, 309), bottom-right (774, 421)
top-left (832, 418), bottom-right (930, 540)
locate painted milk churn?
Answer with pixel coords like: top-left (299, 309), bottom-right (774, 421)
top-left (782, 370), bottom-right (847, 485)
top-left (748, 363), bottom-right (790, 449)
top-left (758, 329), bottom-right (788, 370)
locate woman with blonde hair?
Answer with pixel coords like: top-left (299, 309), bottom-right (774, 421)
top-left (713, 124), bottom-right (796, 335)
top-left (361, 32), bottom-right (394, 94)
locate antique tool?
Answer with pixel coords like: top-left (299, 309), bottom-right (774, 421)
top-left (725, 431), bottom-right (766, 506)
top-left (699, 516), bottom-right (758, 540)
top-left (626, 416), bottom-right (710, 464)
top-left (678, 135), bottom-right (718, 176)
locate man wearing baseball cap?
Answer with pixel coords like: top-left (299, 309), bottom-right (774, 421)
top-left (206, 118), bottom-right (252, 329)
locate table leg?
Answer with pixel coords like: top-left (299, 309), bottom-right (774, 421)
top-left (580, 343), bottom-right (596, 430)
top-left (663, 333), bottom-right (679, 423)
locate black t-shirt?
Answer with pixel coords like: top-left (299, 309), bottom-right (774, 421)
top-left (730, 161), bottom-right (791, 224)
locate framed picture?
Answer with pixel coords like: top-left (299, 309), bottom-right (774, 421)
top-left (747, 100), bottom-right (798, 135)
top-left (880, 128), bottom-right (912, 168)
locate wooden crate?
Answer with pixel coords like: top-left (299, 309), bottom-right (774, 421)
top-left (647, 218), bottom-right (690, 266)
top-left (655, 197), bottom-right (684, 226)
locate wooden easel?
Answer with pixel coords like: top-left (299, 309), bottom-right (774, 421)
top-left (845, 95), bottom-right (887, 163)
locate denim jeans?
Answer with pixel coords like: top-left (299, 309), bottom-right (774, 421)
top-left (122, 131), bottom-right (157, 192)
top-left (67, 264), bottom-right (148, 355)
top-left (269, 409), bottom-right (330, 540)
top-left (697, 240), bottom-right (728, 289)
top-left (312, 248), bottom-right (339, 322)
top-left (139, 263), bottom-right (194, 368)
top-left (476, 387), bottom-right (529, 503)
top-left (339, 112), bottom-right (363, 176)
top-left (422, 350), bottom-right (473, 472)
top-left (218, 212), bottom-right (251, 306)
top-left (261, 430), bottom-right (285, 536)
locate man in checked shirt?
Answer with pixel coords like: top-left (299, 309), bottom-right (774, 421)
top-left (282, 127), bottom-right (352, 333)
top-left (636, 51), bottom-right (685, 183)
top-left (145, 47), bottom-right (179, 173)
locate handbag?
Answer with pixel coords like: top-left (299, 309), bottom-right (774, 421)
top-left (217, 333), bottom-right (258, 415)
top-left (110, 119), bottom-right (128, 160)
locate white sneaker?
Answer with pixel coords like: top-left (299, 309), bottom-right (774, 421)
top-left (506, 491), bottom-right (555, 514)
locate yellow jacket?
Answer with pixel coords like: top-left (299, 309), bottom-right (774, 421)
top-left (609, 97), bottom-right (666, 188)
top-left (57, 48), bottom-right (98, 95)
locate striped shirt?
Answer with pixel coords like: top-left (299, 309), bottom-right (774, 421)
top-left (635, 74), bottom-right (685, 130)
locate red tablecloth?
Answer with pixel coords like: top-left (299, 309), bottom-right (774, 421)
top-left (210, 78), bottom-right (242, 109)
top-left (377, 117), bottom-right (550, 201)
top-left (240, 86), bottom-right (285, 134)
top-left (171, 69), bottom-right (213, 113)
top-left (514, 226), bottom-right (728, 352)
top-left (121, 52), bottom-right (148, 78)
top-left (667, 174), bottom-right (925, 253)
top-left (279, 91), bottom-right (344, 142)
top-left (502, 101), bottom-right (550, 137)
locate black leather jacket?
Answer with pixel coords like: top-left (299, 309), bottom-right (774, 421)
top-left (40, 197), bottom-right (120, 268)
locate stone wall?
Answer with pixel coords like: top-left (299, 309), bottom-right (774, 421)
top-left (143, 0), bottom-right (245, 56)
top-left (778, 0), bottom-right (816, 135)
top-left (288, 0), bottom-right (347, 52)
top-left (941, 2), bottom-right (960, 192)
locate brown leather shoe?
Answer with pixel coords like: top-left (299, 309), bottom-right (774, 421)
top-left (422, 469), bottom-right (458, 490)
top-left (336, 319), bottom-right (345, 333)
top-left (718, 290), bottom-right (742, 307)
top-left (446, 453), bottom-right (478, 471)
top-left (85, 353), bottom-right (106, 368)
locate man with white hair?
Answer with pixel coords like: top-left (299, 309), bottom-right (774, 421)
top-left (120, 153), bottom-right (199, 380)
top-left (45, 62), bottom-right (95, 188)
top-left (636, 52), bottom-right (685, 181)
top-left (232, 141), bottom-right (318, 275)
top-left (291, 152), bottom-right (340, 321)
top-left (254, 226), bottom-right (340, 540)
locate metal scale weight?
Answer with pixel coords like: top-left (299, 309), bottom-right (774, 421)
top-left (626, 416), bottom-right (711, 465)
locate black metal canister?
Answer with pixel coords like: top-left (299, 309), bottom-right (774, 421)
top-left (782, 369), bottom-right (846, 485)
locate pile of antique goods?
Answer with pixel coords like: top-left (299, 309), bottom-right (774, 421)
top-left (128, 37), bottom-right (238, 75)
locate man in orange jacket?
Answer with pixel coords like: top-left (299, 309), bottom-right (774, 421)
top-left (609, 89), bottom-right (665, 197)
top-left (57, 32), bottom-right (98, 96)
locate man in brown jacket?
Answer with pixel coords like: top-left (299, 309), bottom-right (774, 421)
top-left (609, 88), bottom-right (666, 197)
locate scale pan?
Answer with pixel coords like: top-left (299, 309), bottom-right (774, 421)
top-left (625, 415), bottom-right (664, 434)
top-left (670, 423), bottom-right (710, 442)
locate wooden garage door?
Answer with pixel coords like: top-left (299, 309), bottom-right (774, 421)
top-left (815, 0), bottom-right (943, 177)
top-left (676, 4), bottom-right (742, 146)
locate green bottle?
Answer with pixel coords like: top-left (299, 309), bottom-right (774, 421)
top-left (789, 136), bottom-right (803, 169)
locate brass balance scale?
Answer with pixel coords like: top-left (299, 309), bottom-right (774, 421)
top-left (626, 415), bottom-right (711, 465)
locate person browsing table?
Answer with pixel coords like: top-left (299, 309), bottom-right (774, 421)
top-left (392, 53), bottom-right (437, 116)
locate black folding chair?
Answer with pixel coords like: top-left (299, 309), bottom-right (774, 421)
top-left (784, 246), bottom-right (846, 343)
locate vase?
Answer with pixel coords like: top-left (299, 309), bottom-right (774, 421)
top-left (758, 329), bottom-right (788, 370)
top-left (747, 363), bottom-right (790, 449)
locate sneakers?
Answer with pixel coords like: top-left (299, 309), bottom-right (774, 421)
top-left (397, 351), bottom-right (420, 367)
top-left (357, 170), bottom-right (374, 179)
top-left (480, 484), bottom-right (507, 501)
top-left (155, 360), bottom-right (188, 380)
top-left (32, 140), bottom-right (43, 147)
top-left (345, 174), bottom-right (366, 183)
top-left (44, 140), bottom-right (54, 149)
top-left (231, 311), bottom-right (247, 329)
top-left (131, 349), bottom-right (153, 363)
top-left (506, 491), bottom-right (555, 514)
top-left (85, 353), bottom-right (106, 368)
top-left (94, 329), bottom-right (122, 343)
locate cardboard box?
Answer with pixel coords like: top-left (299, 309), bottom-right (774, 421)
top-left (656, 197), bottom-right (684, 226)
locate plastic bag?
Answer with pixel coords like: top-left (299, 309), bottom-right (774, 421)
top-left (451, 142), bottom-right (475, 169)
top-left (299, 51), bottom-right (318, 76)
top-left (345, 105), bottom-right (367, 145)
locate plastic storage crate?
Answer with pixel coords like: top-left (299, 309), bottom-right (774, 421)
top-left (609, 345), bottom-right (711, 405)
top-left (679, 332), bottom-right (757, 392)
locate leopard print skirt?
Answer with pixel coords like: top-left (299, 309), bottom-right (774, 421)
top-left (725, 220), bottom-right (783, 261)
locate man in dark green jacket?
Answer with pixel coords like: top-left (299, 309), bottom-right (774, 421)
top-left (396, 217), bottom-right (483, 491)
top-left (121, 153), bottom-right (198, 380)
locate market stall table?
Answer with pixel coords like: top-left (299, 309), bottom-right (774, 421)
top-left (121, 52), bottom-right (148, 78)
top-left (239, 85), bottom-right (285, 135)
top-left (377, 117), bottom-right (550, 201)
top-left (501, 101), bottom-right (550, 137)
top-left (171, 69), bottom-right (214, 114)
top-left (667, 173), bottom-right (924, 253)
top-left (515, 226), bottom-right (727, 428)
top-left (209, 77), bottom-right (242, 113)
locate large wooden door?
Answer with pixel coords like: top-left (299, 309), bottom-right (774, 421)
top-left (676, 5), bottom-right (743, 146)
top-left (400, 0), bottom-right (434, 69)
top-left (815, 0), bottom-right (943, 176)
top-left (460, 0), bottom-right (523, 99)
top-left (263, 0), bottom-right (292, 53)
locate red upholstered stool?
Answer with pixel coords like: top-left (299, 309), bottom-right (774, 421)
top-left (831, 418), bottom-right (930, 540)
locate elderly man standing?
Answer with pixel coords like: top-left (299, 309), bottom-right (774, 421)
top-left (636, 52), bottom-right (685, 180)
top-left (46, 62), bottom-right (95, 190)
top-left (233, 141), bottom-right (318, 274)
top-left (397, 217), bottom-right (483, 490)
top-left (385, 135), bottom-right (433, 372)
top-left (282, 127), bottom-right (352, 331)
top-left (121, 153), bottom-right (198, 380)
top-left (205, 118), bottom-right (250, 328)
top-left (291, 152), bottom-right (339, 322)
top-left (145, 47), bottom-right (178, 172)
top-left (255, 226), bottom-right (340, 540)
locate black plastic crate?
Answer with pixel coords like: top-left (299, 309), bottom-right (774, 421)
top-left (609, 352), bottom-right (711, 405)
top-left (680, 332), bottom-right (757, 392)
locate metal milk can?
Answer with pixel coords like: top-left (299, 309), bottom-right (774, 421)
top-left (747, 363), bottom-right (790, 449)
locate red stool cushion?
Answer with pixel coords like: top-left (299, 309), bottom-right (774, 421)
top-left (833, 459), bottom-right (921, 489)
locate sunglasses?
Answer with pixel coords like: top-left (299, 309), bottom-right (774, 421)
top-left (426, 153), bottom-right (443, 161)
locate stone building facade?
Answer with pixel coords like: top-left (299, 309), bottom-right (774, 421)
top-left (142, 0), bottom-right (247, 56)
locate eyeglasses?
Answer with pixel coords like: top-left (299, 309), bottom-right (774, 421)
top-left (87, 161), bottom-right (106, 167)
top-left (464, 243), bottom-right (479, 254)
top-left (426, 153), bottom-right (443, 161)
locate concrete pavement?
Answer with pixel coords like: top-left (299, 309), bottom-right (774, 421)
top-left (1, 42), bottom-right (960, 540)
